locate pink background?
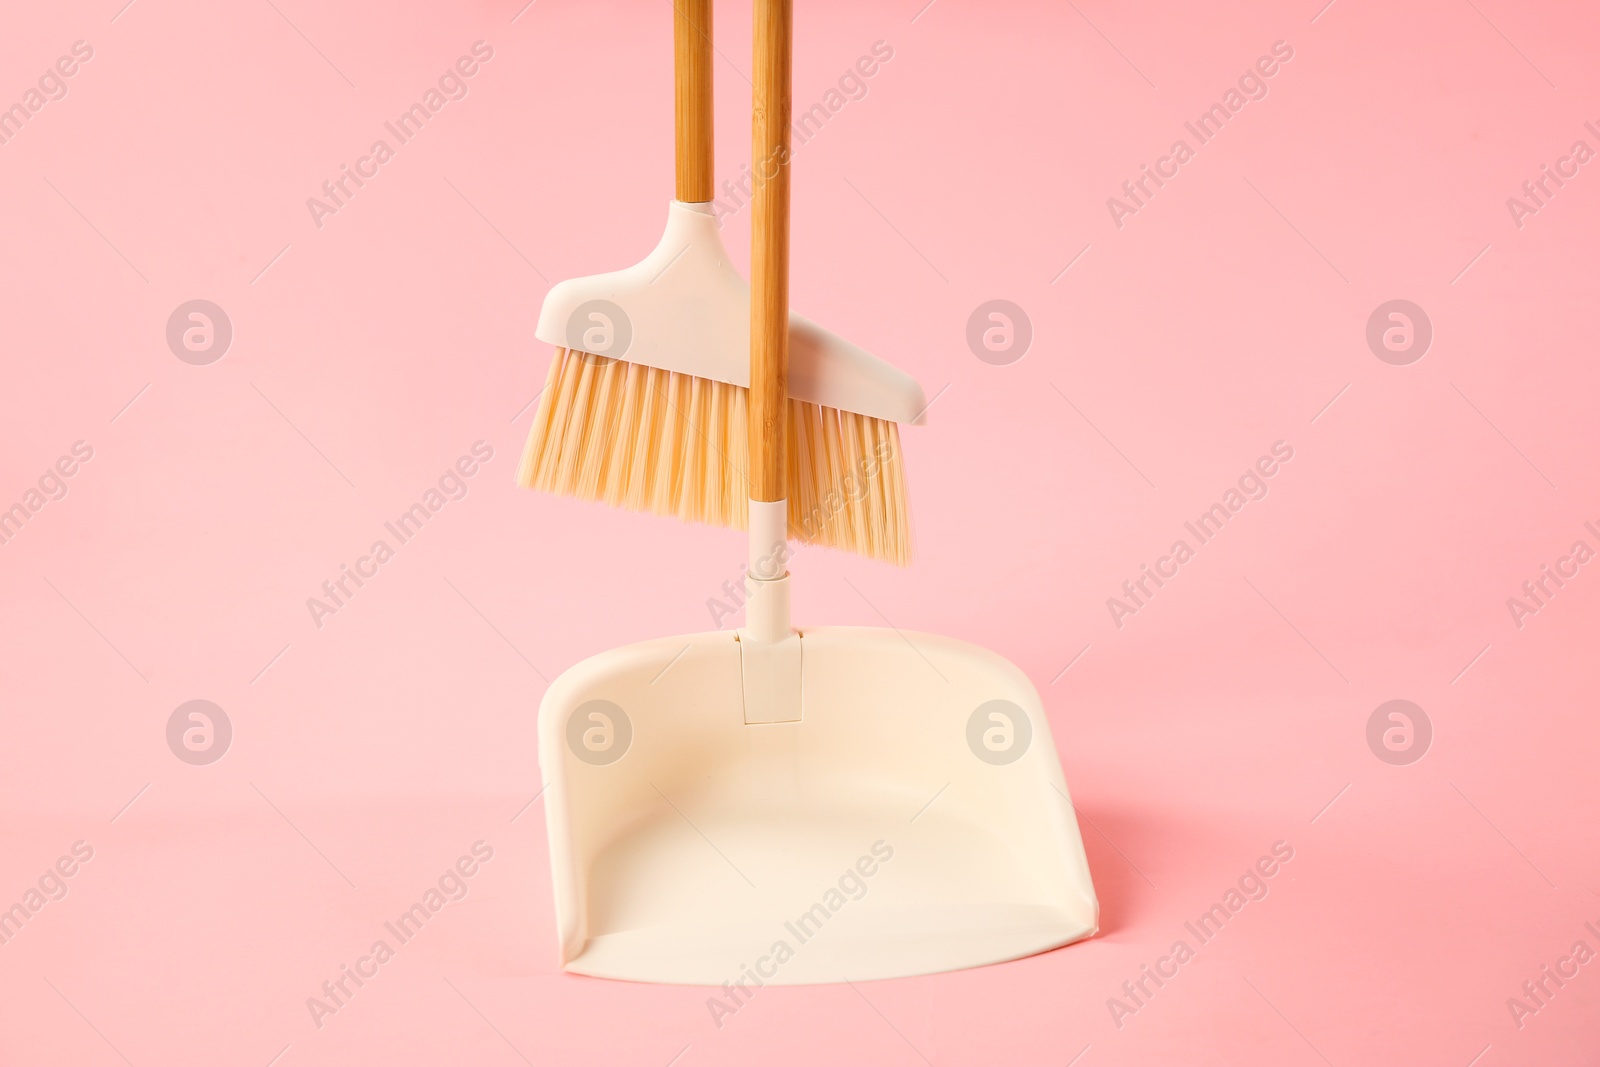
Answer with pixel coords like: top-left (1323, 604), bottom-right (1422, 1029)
top-left (2, 0), bottom-right (1598, 1063)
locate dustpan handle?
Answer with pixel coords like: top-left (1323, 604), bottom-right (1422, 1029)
top-left (749, 0), bottom-right (791, 507)
top-left (675, 0), bottom-right (715, 202)
top-left (741, 0), bottom-right (793, 646)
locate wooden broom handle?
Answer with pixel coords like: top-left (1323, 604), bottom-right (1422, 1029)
top-left (749, 0), bottom-right (792, 503)
top-left (674, 0), bottom-right (714, 202)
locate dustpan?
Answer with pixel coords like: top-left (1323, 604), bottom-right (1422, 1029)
top-left (540, 628), bottom-right (1099, 985)
top-left (535, 0), bottom-right (1098, 985)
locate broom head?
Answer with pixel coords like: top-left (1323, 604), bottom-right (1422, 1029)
top-left (516, 347), bottom-right (911, 565)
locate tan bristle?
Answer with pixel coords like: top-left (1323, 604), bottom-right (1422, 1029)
top-left (517, 347), bottom-right (911, 564)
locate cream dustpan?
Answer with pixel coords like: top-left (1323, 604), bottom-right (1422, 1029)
top-left (534, 0), bottom-right (1097, 985)
top-left (540, 627), bottom-right (1099, 985)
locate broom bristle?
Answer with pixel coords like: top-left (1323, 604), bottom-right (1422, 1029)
top-left (517, 347), bottom-right (911, 564)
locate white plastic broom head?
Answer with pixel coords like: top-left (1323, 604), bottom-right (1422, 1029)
top-left (534, 201), bottom-right (928, 427)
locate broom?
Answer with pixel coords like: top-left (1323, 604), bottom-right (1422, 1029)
top-left (515, 0), bottom-right (913, 565)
